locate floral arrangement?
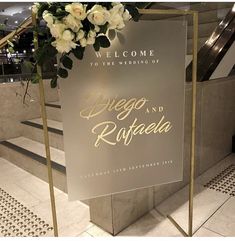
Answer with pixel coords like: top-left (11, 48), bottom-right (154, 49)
top-left (31, 2), bottom-right (140, 87)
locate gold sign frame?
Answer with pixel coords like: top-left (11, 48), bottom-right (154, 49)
top-left (32, 8), bottom-right (198, 237)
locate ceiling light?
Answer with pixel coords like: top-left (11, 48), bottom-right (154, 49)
top-left (23, 50), bottom-right (26, 54)
top-left (14, 20), bottom-right (18, 24)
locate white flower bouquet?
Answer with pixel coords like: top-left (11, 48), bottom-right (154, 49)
top-left (32, 2), bottom-right (140, 87)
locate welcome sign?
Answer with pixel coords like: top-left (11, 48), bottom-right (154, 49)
top-left (60, 20), bottom-right (186, 200)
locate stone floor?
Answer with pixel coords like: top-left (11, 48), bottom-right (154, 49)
top-left (0, 154), bottom-right (234, 237)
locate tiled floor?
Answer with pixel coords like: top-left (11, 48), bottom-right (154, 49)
top-left (0, 154), bottom-right (235, 237)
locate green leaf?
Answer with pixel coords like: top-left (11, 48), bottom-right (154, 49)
top-left (34, 44), bottom-right (57, 66)
top-left (7, 40), bottom-right (14, 47)
top-left (22, 61), bottom-right (34, 72)
top-left (50, 76), bottom-right (58, 88)
top-left (93, 38), bottom-right (100, 52)
top-left (61, 55), bottom-right (73, 69)
top-left (58, 67), bottom-right (68, 78)
top-left (8, 46), bottom-right (15, 54)
top-left (125, 5), bottom-right (140, 22)
top-left (99, 23), bottom-right (108, 34)
top-left (108, 29), bottom-right (116, 41)
top-left (72, 46), bottom-right (85, 60)
top-left (97, 36), bottom-right (110, 48)
top-left (37, 3), bottom-right (49, 18)
top-left (32, 73), bottom-right (41, 84)
top-left (0, 23), bottom-right (6, 31)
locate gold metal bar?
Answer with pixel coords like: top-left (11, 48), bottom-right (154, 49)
top-left (139, 8), bottom-right (198, 237)
top-left (188, 12), bottom-right (198, 237)
top-left (32, 11), bottom-right (59, 237)
top-left (167, 215), bottom-right (188, 237)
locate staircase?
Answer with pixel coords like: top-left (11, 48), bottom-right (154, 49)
top-left (0, 101), bottom-right (67, 192)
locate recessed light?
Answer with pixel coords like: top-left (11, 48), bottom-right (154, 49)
top-left (14, 20), bottom-right (18, 24)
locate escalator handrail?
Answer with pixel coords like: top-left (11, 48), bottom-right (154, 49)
top-left (186, 5), bottom-right (235, 82)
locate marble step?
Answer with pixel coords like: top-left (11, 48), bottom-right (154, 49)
top-left (0, 136), bottom-right (67, 192)
top-left (45, 101), bottom-right (62, 122)
top-left (21, 118), bottom-right (64, 151)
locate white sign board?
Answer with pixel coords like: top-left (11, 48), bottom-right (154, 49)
top-left (60, 20), bottom-right (186, 200)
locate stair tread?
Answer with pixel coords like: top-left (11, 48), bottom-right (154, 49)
top-left (27, 118), bottom-right (63, 131)
top-left (45, 101), bottom-right (61, 109)
top-left (6, 137), bottom-right (65, 167)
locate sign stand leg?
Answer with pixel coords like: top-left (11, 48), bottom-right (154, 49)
top-left (188, 12), bottom-right (198, 237)
top-left (167, 12), bottom-right (198, 237)
top-left (139, 9), bottom-right (198, 237)
top-left (32, 12), bottom-right (59, 237)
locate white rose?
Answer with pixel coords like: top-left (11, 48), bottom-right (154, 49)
top-left (87, 5), bottom-right (110, 25)
top-left (108, 4), bottom-right (125, 30)
top-left (62, 30), bottom-right (74, 41)
top-left (88, 30), bottom-right (96, 38)
top-left (63, 14), bottom-right (83, 32)
top-left (111, 2), bottom-right (121, 6)
top-left (52, 39), bottom-right (77, 53)
top-left (65, 3), bottom-right (87, 20)
top-left (76, 29), bottom-right (85, 41)
top-left (43, 11), bottom-right (54, 26)
top-left (123, 10), bottom-right (131, 21)
top-left (94, 25), bottom-right (100, 32)
top-left (80, 38), bottom-right (87, 47)
top-left (49, 22), bottom-right (66, 38)
top-left (86, 37), bottom-right (95, 45)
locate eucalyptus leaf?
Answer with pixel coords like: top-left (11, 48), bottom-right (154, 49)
top-left (22, 61), bottom-right (34, 72)
top-left (99, 23), bottom-right (108, 34)
top-left (125, 5), bottom-right (140, 22)
top-left (7, 40), bottom-right (14, 47)
top-left (37, 3), bottom-right (49, 18)
top-left (72, 46), bottom-right (85, 60)
top-left (93, 38), bottom-right (100, 52)
top-left (61, 55), bottom-right (73, 69)
top-left (58, 68), bottom-right (68, 78)
top-left (50, 76), bottom-right (58, 88)
top-left (108, 29), bottom-right (116, 41)
top-left (97, 36), bottom-right (110, 48)
top-left (32, 73), bottom-right (41, 84)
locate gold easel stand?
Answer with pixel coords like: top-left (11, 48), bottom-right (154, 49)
top-left (32, 8), bottom-right (198, 238)
top-left (32, 12), bottom-right (58, 237)
top-left (139, 9), bottom-right (198, 237)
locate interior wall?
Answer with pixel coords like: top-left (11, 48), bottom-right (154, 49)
top-left (154, 76), bottom-right (235, 206)
top-left (0, 80), bottom-right (59, 141)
